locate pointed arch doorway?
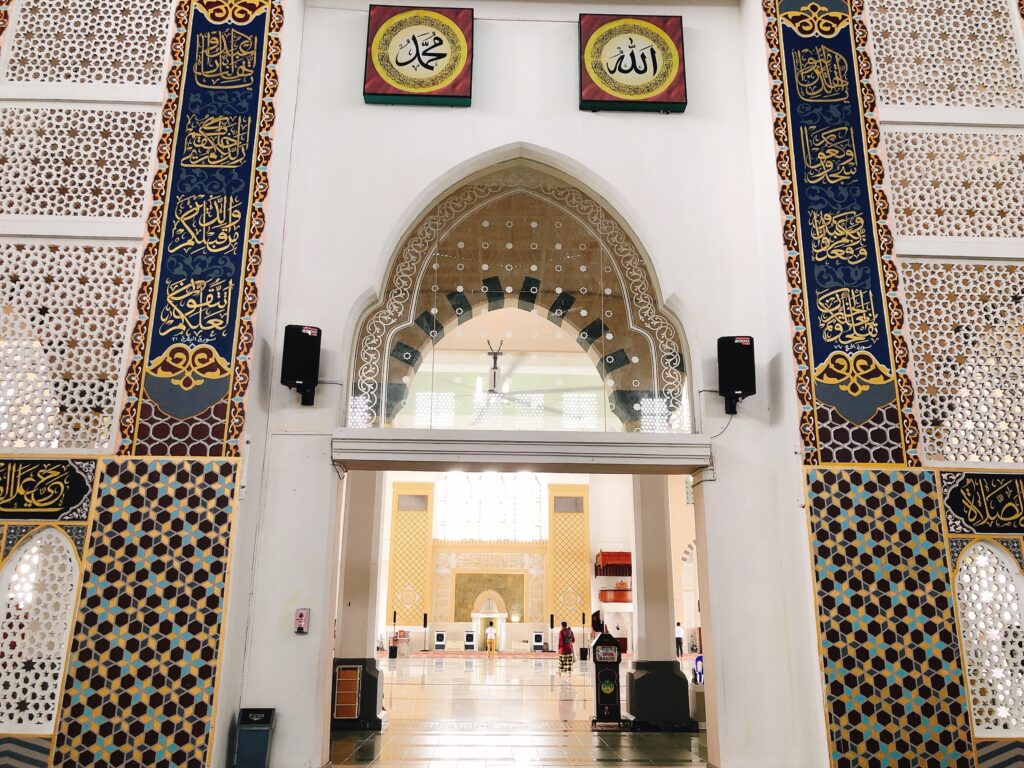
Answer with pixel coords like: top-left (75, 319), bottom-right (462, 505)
top-left (331, 157), bottom-right (714, 751)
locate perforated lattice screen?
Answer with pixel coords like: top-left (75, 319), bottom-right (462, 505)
top-left (865, 0), bottom-right (1024, 107)
top-left (3, 0), bottom-right (173, 85)
top-left (886, 129), bottom-right (1024, 238)
top-left (902, 261), bottom-right (1024, 463)
top-left (955, 543), bottom-right (1024, 733)
top-left (0, 107), bottom-right (156, 218)
top-left (0, 529), bottom-right (79, 733)
top-left (0, 242), bottom-right (138, 450)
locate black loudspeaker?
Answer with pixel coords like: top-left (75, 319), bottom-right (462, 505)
top-left (423, 614), bottom-right (428, 629)
top-left (550, 614), bottom-right (555, 629)
top-left (281, 325), bottom-right (322, 406)
top-left (717, 336), bottom-right (755, 415)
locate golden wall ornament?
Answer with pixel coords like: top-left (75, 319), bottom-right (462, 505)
top-left (813, 350), bottom-right (892, 397)
top-left (195, 0), bottom-right (271, 25)
top-left (780, 2), bottom-right (849, 38)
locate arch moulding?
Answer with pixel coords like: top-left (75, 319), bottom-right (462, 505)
top-left (346, 159), bottom-right (693, 432)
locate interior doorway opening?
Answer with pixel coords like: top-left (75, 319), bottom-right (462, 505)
top-left (329, 468), bottom-right (707, 734)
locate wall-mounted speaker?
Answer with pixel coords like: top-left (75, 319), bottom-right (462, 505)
top-left (717, 336), bottom-right (755, 415)
top-left (281, 325), bottom-right (322, 406)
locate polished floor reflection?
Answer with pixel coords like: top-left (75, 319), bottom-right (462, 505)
top-left (331, 656), bottom-right (708, 766)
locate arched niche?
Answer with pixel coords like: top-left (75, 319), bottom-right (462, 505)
top-left (0, 527), bottom-right (80, 734)
top-left (471, 589), bottom-right (509, 616)
top-left (347, 159), bottom-right (692, 432)
top-left (954, 540), bottom-right (1024, 736)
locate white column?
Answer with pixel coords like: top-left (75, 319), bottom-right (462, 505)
top-left (632, 474), bottom-right (677, 662)
top-left (334, 469), bottom-right (385, 729)
top-left (336, 469), bottom-right (385, 658)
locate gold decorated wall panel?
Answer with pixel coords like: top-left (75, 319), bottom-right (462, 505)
top-left (386, 483), bottom-right (433, 626)
top-left (547, 484), bottom-right (590, 627)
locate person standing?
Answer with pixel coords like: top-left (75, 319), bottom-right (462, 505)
top-left (675, 622), bottom-right (684, 658)
top-left (485, 621), bottom-right (497, 657)
top-left (558, 621), bottom-right (575, 674)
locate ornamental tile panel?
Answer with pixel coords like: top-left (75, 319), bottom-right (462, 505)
top-left (762, 0), bottom-right (919, 465)
top-left (118, 0), bottom-right (282, 456)
top-left (805, 469), bottom-right (974, 767)
top-left (52, 458), bottom-right (236, 768)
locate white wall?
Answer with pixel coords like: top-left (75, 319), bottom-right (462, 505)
top-left (223, 1), bottom-right (830, 767)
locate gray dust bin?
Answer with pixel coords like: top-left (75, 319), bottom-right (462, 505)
top-left (234, 708), bottom-right (275, 768)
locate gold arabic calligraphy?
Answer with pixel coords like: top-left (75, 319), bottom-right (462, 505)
top-left (182, 115), bottom-right (251, 168)
top-left (194, 29), bottom-right (258, 89)
top-left (959, 477), bottom-right (1024, 530)
top-left (168, 195), bottom-right (242, 255)
top-left (801, 124), bottom-right (857, 185)
top-left (159, 277), bottom-right (234, 338)
top-left (810, 209), bottom-right (867, 264)
top-left (0, 463), bottom-right (70, 513)
top-left (793, 45), bottom-right (848, 102)
top-left (816, 287), bottom-right (879, 345)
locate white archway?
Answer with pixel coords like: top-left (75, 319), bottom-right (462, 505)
top-left (346, 158), bottom-right (694, 433)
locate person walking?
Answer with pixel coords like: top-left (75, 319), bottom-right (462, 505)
top-left (557, 621), bottom-right (575, 674)
top-left (675, 622), bottom-right (684, 657)
top-left (485, 621), bottom-right (497, 657)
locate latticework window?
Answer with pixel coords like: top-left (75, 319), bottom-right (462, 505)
top-left (902, 261), bottom-right (1024, 463)
top-left (865, 0), bottom-right (1024, 108)
top-left (955, 542), bottom-right (1024, 734)
top-left (2, 0), bottom-right (173, 85)
top-left (0, 242), bottom-right (139, 450)
top-left (885, 129), bottom-right (1024, 239)
top-left (0, 529), bottom-right (79, 734)
top-left (0, 107), bottom-right (156, 218)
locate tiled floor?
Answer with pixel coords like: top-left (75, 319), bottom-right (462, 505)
top-left (332, 656), bottom-right (707, 766)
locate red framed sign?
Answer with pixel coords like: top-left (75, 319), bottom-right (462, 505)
top-left (579, 14), bottom-right (687, 113)
top-left (364, 5), bottom-right (474, 106)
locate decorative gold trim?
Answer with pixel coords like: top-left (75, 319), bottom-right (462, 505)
top-left (546, 484), bottom-right (591, 627)
top-left (780, 2), bottom-right (849, 38)
top-left (387, 482), bottom-right (434, 626)
top-left (195, 0), bottom-right (271, 25)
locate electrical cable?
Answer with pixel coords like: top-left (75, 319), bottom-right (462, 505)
top-left (709, 413), bottom-right (734, 440)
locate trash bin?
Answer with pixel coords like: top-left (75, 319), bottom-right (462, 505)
top-left (234, 708), bottom-right (275, 768)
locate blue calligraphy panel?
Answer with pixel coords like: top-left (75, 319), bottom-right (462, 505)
top-left (771, 0), bottom-right (917, 465)
top-left (120, 0), bottom-right (279, 456)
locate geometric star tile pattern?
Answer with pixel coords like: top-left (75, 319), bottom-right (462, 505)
top-left (51, 459), bottom-right (236, 768)
top-left (805, 469), bottom-right (975, 768)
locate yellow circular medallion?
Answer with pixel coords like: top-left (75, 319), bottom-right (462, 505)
top-left (583, 19), bottom-right (679, 101)
top-left (372, 10), bottom-right (468, 93)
